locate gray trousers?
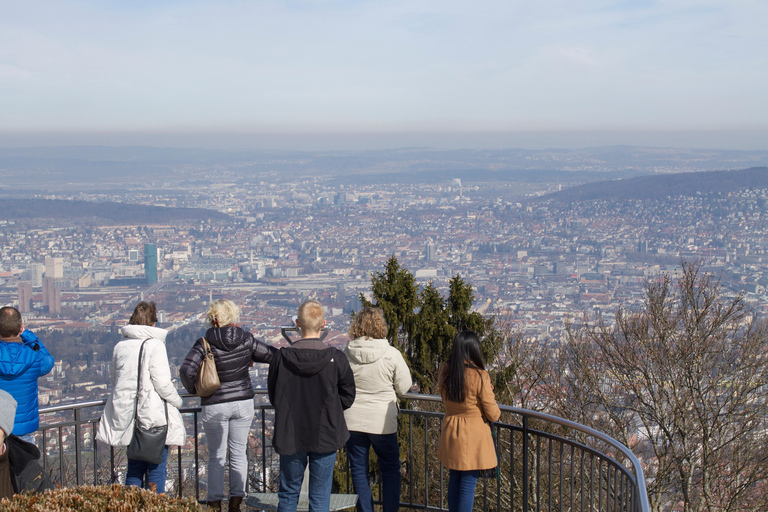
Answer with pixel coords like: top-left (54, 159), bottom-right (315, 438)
top-left (202, 399), bottom-right (255, 500)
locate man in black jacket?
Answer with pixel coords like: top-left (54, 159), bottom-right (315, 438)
top-left (0, 389), bottom-right (53, 502)
top-left (268, 300), bottom-right (356, 512)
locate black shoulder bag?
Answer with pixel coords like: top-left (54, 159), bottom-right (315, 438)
top-left (126, 339), bottom-right (168, 465)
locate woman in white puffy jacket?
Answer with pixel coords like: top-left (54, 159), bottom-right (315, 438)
top-left (96, 301), bottom-right (185, 494)
top-left (343, 307), bottom-right (412, 512)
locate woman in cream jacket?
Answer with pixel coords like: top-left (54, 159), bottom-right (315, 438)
top-left (96, 301), bottom-right (185, 494)
top-left (344, 307), bottom-right (412, 512)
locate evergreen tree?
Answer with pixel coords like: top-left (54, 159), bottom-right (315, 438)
top-left (446, 274), bottom-right (499, 366)
top-left (359, 256), bottom-right (417, 352)
top-left (409, 282), bottom-right (454, 392)
top-left (363, 258), bottom-right (500, 393)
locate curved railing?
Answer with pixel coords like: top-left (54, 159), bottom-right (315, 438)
top-left (35, 392), bottom-right (648, 512)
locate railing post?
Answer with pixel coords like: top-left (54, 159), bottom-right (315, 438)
top-left (522, 416), bottom-right (529, 512)
top-left (495, 425), bottom-right (501, 512)
top-left (177, 445), bottom-right (183, 498)
top-left (74, 408), bottom-right (83, 486)
top-left (535, 434), bottom-right (540, 510)
top-left (261, 408), bottom-right (267, 492)
top-left (92, 425), bottom-right (98, 485)
top-left (194, 411), bottom-right (200, 503)
top-left (424, 416), bottom-right (429, 507)
top-left (409, 414), bottom-right (414, 506)
top-left (42, 430), bottom-right (48, 476)
top-left (58, 427), bottom-right (64, 485)
top-left (110, 446), bottom-right (116, 483)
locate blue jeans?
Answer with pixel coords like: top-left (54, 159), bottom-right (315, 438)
top-left (447, 469), bottom-right (479, 512)
top-left (202, 399), bottom-right (255, 500)
top-left (346, 431), bottom-right (401, 512)
top-left (278, 451), bottom-right (337, 512)
top-left (126, 446), bottom-right (169, 494)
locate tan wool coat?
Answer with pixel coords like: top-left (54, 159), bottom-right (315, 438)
top-left (437, 365), bottom-right (501, 471)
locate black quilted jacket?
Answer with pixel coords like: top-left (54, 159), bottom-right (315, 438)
top-left (179, 325), bottom-right (276, 405)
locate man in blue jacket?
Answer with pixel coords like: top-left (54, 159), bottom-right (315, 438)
top-left (0, 307), bottom-right (55, 444)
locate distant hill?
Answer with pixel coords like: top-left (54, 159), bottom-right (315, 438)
top-left (2, 146), bottom-right (767, 192)
top-left (539, 167), bottom-right (768, 203)
top-left (327, 168), bottom-right (641, 186)
top-left (0, 199), bottom-right (232, 224)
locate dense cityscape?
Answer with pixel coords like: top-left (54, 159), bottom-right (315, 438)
top-left (2, 162), bottom-right (768, 405)
top-left (1, 151), bottom-right (767, 500)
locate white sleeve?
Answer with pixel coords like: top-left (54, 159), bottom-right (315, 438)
top-left (148, 340), bottom-right (184, 409)
top-left (110, 347), bottom-right (117, 386)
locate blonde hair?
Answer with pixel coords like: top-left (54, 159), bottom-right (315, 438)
top-left (348, 307), bottom-right (388, 340)
top-left (206, 299), bottom-right (240, 327)
top-left (297, 300), bottom-right (325, 334)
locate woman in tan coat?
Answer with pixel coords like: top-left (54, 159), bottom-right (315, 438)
top-left (437, 330), bottom-right (501, 512)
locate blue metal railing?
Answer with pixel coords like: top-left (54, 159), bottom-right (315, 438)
top-left (36, 392), bottom-right (648, 511)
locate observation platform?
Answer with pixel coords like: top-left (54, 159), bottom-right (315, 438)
top-left (35, 391), bottom-right (648, 512)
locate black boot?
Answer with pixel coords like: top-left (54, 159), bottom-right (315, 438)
top-left (228, 496), bottom-right (243, 512)
top-left (208, 500), bottom-right (222, 511)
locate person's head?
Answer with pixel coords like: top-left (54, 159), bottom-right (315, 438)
top-left (0, 389), bottom-right (17, 445)
top-left (128, 301), bottom-right (157, 326)
top-left (207, 299), bottom-right (240, 328)
top-left (442, 330), bottom-right (485, 403)
top-left (450, 330), bottom-right (485, 370)
top-left (348, 307), bottom-right (388, 340)
top-left (0, 306), bottom-right (23, 338)
top-left (296, 300), bottom-right (325, 338)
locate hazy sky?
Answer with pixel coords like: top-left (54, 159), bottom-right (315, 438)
top-left (1, 1), bottom-right (767, 149)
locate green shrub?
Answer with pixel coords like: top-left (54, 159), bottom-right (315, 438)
top-left (0, 484), bottom-right (204, 511)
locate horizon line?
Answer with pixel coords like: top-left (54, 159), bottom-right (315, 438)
top-left (1, 129), bottom-right (768, 152)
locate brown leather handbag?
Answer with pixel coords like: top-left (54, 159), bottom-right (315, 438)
top-left (194, 337), bottom-right (221, 397)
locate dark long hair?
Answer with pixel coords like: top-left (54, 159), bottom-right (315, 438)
top-left (442, 330), bottom-right (485, 403)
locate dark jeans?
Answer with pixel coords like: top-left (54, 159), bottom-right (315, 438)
top-left (346, 431), bottom-right (401, 512)
top-left (447, 469), bottom-right (479, 512)
top-left (278, 451), bottom-right (337, 512)
top-left (125, 446), bottom-right (169, 494)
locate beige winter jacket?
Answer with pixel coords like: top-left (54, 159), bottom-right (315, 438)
top-left (343, 337), bottom-right (412, 434)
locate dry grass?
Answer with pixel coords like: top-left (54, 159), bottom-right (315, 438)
top-left (0, 484), bottom-right (204, 511)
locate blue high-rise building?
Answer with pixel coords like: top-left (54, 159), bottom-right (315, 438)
top-left (144, 243), bottom-right (158, 284)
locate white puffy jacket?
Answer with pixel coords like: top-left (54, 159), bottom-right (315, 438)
top-left (343, 337), bottom-right (412, 435)
top-left (96, 325), bottom-right (186, 447)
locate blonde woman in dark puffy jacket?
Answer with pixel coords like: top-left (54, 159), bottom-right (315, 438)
top-left (343, 307), bottom-right (412, 512)
top-left (180, 299), bottom-right (276, 512)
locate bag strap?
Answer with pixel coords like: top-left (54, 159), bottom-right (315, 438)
top-left (133, 338), bottom-right (168, 429)
top-left (201, 336), bottom-right (211, 355)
